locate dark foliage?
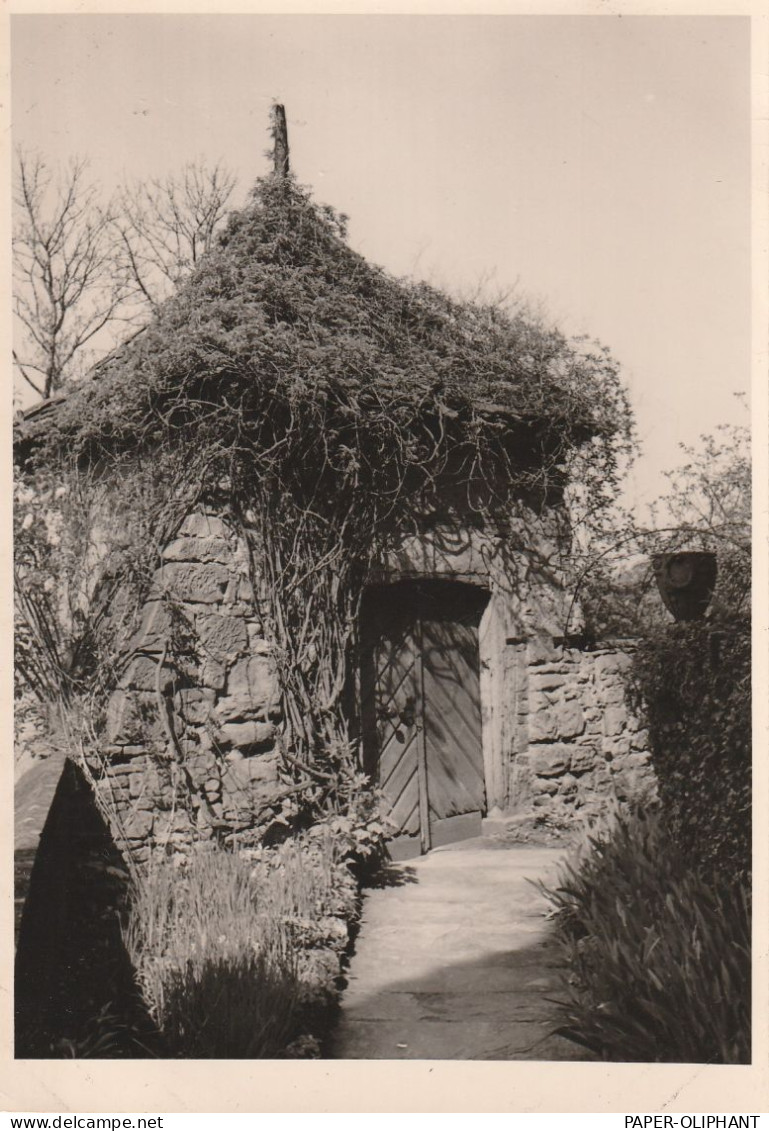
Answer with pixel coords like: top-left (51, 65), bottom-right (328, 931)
top-left (22, 176), bottom-right (631, 495)
top-left (545, 810), bottom-right (750, 1064)
top-left (629, 610), bottom-right (751, 882)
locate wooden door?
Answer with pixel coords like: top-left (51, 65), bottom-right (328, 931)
top-left (360, 581), bottom-right (487, 858)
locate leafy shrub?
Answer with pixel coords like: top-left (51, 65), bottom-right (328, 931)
top-left (545, 809), bottom-right (750, 1064)
top-left (630, 614), bottom-right (750, 881)
top-left (578, 418), bottom-right (750, 879)
top-left (124, 830), bottom-right (358, 1058)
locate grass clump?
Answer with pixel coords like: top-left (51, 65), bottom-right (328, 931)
top-left (124, 827), bottom-right (357, 1058)
top-left (545, 809), bottom-right (750, 1064)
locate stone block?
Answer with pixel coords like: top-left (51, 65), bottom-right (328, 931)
top-left (532, 775), bottom-right (559, 795)
top-left (105, 690), bottom-right (131, 744)
top-left (134, 789), bottom-right (162, 811)
top-left (122, 808), bottom-right (154, 841)
top-left (221, 750), bottom-right (280, 799)
top-left (221, 655), bottom-right (280, 718)
top-left (602, 706), bottom-right (628, 736)
top-left (105, 784), bottom-right (131, 803)
top-left (221, 807), bottom-right (254, 828)
top-left (128, 771), bottom-right (150, 801)
top-left (185, 755), bottom-right (217, 788)
top-left (244, 752), bottom-right (280, 785)
top-left (218, 720), bottom-right (276, 751)
top-left (532, 791), bottom-right (555, 807)
top-left (247, 631), bottom-right (271, 655)
top-left (197, 613), bottom-right (248, 661)
top-left (201, 658), bottom-right (227, 691)
top-left (153, 811), bottom-right (192, 841)
top-left (604, 735), bottom-right (632, 760)
top-left (227, 603), bottom-right (253, 619)
top-left (237, 578), bottom-right (255, 602)
top-left (105, 755), bottom-right (144, 775)
top-left (162, 536), bottom-right (232, 564)
top-left (104, 746), bottom-right (146, 760)
top-left (175, 688), bottom-right (215, 725)
top-left (630, 728), bottom-right (650, 751)
top-left (528, 689), bottom-right (551, 713)
top-left (594, 652), bottom-right (632, 679)
top-left (178, 514), bottom-right (230, 539)
top-left (569, 766), bottom-right (611, 800)
top-left (555, 701), bottom-right (585, 739)
top-left (529, 670), bottom-right (566, 692)
top-left (528, 744), bottom-right (571, 777)
top-left (232, 537), bottom-right (253, 565)
top-left (558, 773), bottom-right (578, 797)
top-left (155, 562), bottom-right (230, 604)
top-left (132, 601), bottom-right (174, 651)
top-left (569, 745), bottom-right (597, 774)
top-left (188, 728), bottom-right (214, 754)
top-left (528, 710), bottom-right (557, 743)
top-left (600, 683), bottom-right (627, 706)
top-left (224, 578), bottom-right (241, 603)
top-left (106, 690), bottom-right (163, 745)
top-left (527, 637), bottom-right (562, 665)
top-left (124, 655), bottom-right (169, 693)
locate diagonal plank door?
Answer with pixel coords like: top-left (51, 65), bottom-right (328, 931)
top-left (360, 581), bottom-right (487, 857)
top-left (360, 595), bottom-right (423, 851)
top-left (420, 603), bottom-right (486, 845)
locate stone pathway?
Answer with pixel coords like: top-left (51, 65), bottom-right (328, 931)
top-left (331, 837), bottom-right (589, 1060)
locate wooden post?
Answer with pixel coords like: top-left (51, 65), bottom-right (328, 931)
top-left (271, 103), bottom-right (290, 179)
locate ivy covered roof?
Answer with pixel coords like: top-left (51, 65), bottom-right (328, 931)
top-left (15, 175), bottom-right (631, 506)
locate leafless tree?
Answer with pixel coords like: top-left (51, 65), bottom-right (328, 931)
top-left (113, 161), bottom-right (238, 317)
top-left (13, 151), bottom-right (128, 401)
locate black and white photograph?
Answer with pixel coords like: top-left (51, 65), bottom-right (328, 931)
top-left (7, 6), bottom-right (764, 1113)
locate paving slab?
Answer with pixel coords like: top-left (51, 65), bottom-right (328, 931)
top-left (331, 838), bottom-right (590, 1061)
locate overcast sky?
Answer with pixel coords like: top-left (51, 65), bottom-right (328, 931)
top-left (11, 14), bottom-right (751, 512)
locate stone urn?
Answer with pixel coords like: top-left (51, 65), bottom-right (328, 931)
top-left (652, 551), bottom-right (718, 622)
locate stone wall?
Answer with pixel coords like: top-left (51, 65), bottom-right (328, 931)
top-left (509, 638), bottom-right (655, 820)
top-left (96, 511), bottom-right (282, 861)
top-left (371, 515), bottom-right (654, 819)
top-left (98, 508), bottom-right (653, 860)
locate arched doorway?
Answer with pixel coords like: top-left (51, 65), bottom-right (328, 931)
top-left (360, 580), bottom-right (490, 859)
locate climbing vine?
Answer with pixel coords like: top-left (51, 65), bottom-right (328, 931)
top-left (15, 174), bottom-right (635, 822)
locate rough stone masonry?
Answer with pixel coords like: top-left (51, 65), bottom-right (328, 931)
top-left (97, 508), bottom-right (654, 861)
top-left (97, 511), bottom-right (283, 863)
top-left (512, 638), bottom-right (654, 820)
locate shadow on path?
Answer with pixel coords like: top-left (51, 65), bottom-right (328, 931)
top-left (330, 839), bottom-right (591, 1061)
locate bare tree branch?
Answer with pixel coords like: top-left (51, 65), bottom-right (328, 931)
top-left (12, 349), bottom-right (44, 398)
top-left (113, 160), bottom-right (237, 317)
top-left (13, 151), bottom-right (237, 404)
top-left (13, 149), bottom-right (129, 401)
